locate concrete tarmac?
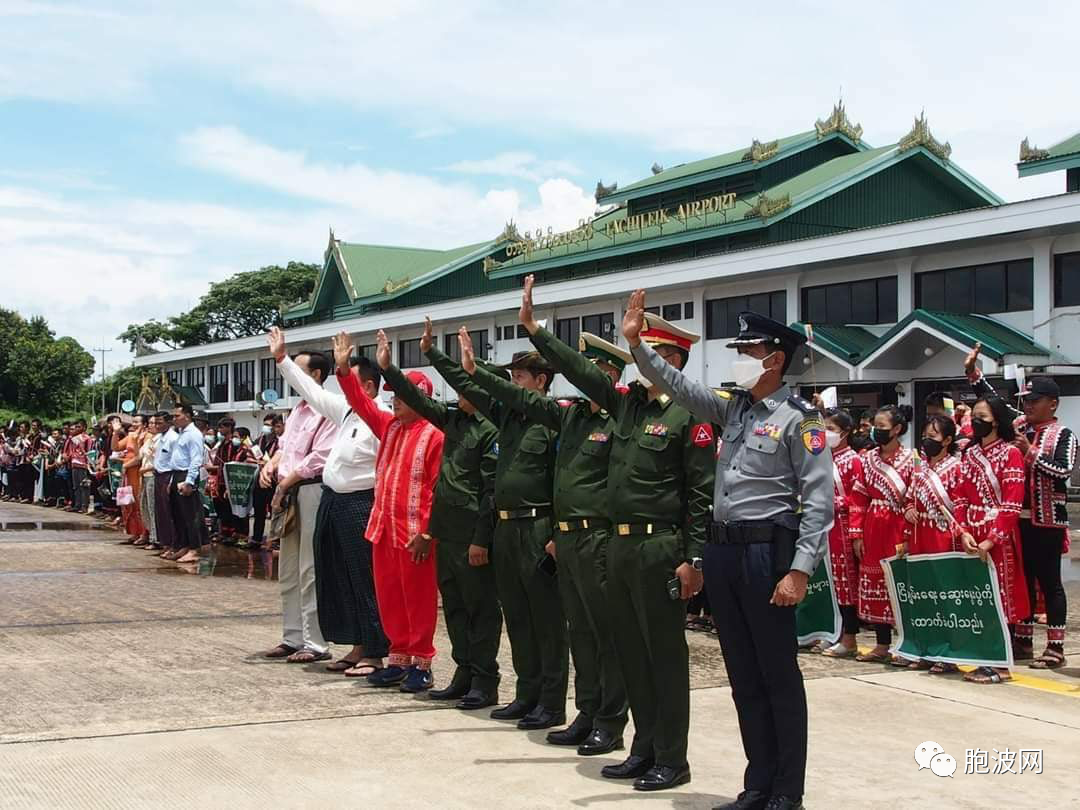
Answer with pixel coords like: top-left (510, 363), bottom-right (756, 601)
top-left (2, 501), bottom-right (1079, 809)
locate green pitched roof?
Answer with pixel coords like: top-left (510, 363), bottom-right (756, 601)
top-left (337, 241), bottom-right (490, 300)
top-left (792, 323), bottom-right (880, 363)
top-left (1017, 130), bottom-right (1080, 177)
top-left (866, 309), bottom-right (1050, 363)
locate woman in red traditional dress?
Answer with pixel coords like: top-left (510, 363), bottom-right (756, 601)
top-left (849, 404), bottom-right (915, 664)
top-left (818, 408), bottom-right (863, 658)
top-left (901, 415), bottom-right (965, 673)
top-left (956, 395), bottom-right (1030, 685)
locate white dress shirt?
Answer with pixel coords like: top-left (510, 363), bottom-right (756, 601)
top-left (278, 355), bottom-right (386, 493)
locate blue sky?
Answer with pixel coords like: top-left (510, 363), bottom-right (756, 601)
top-left (1, 0), bottom-right (1077, 377)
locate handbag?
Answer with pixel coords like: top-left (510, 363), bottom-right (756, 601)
top-left (116, 485), bottom-right (135, 506)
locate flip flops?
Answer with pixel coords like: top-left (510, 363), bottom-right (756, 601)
top-left (964, 666), bottom-right (1011, 684)
top-left (326, 658), bottom-right (362, 672)
top-left (820, 643), bottom-right (857, 659)
top-left (345, 663), bottom-right (382, 678)
top-left (1029, 649), bottom-right (1066, 670)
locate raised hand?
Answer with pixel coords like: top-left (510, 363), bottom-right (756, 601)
top-left (268, 326), bottom-right (287, 362)
top-left (375, 329), bottom-right (391, 370)
top-left (458, 326), bottom-right (477, 375)
top-left (332, 331), bottom-right (353, 372)
top-left (622, 289), bottom-right (647, 346)
top-left (420, 317), bottom-right (433, 353)
top-left (963, 341), bottom-right (983, 376)
top-left (520, 274), bottom-right (539, 334)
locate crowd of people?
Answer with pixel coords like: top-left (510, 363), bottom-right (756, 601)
top-left (3, 279), bottom-right (1075, 810)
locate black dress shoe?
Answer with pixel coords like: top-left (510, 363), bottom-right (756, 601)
top-left (490, 699), bottom-right (535, 721)
top-left (457, 688), bottom-right (498, 710)
top-left (577, 728), bottom-right (624, 756)
top-left (428, 675), bottom-right (472, 701)
top-left (633, 764), bottom-right (691, 792)
top-left (545, 712), bottom-right (592, 746)
top-left (517, 706), bottom-right (565, 730)
top-left (713, 790), bottom-right (770, 810)
top-left (763, 796), bottom-right (803, 810)
top-left (600, 755), bottom-right (654, 780)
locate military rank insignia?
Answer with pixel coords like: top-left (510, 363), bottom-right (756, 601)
top-left (753, 422), bottom-right (782, 440)
top-left (692, 424), bottom-right (714, 447)
top-left (642, 423), bottom-right (668, 437)
top-left (800, 417), bottom-right (826, 455)
top-left (587, 432), bottom-right (610, 443)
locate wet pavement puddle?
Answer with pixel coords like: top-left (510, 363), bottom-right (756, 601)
top-left (0, 521), bottom-right (111, 531)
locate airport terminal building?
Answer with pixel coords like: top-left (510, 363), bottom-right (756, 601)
top-left (135, 105), bottom-right (1080, 444)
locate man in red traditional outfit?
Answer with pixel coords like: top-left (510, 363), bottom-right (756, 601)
top-left (333, 330), bottom-right (446, 693)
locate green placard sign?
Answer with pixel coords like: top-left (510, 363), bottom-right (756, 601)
top-left (107, 458), bottom-right (124, 494)
top-left (224, 462), bottom-right (259, 510)
top-left (882, 552), bottom-right (1013, 668)
top-left (796, 553), bottom-right (841, 645)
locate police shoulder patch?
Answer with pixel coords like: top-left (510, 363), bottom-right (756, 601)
top-left (787, 395), bottom-right (817, 415)
top-left (691, 423), bottom-right (714, 447)
top-left (799, 416), bottom-right (826, 455)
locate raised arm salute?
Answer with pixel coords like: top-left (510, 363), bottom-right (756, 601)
top-left (522, 274), bottom-right (713, 793)
top-left (630, 290), bottom-right (832, 810)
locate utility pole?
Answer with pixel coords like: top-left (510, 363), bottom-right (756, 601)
top-left (92, 345), bottom-right (112, 417)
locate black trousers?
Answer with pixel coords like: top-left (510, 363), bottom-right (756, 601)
top-left (168, 471), bottom-right (206, 551)
top-left (71, 467), bottom-right (89, 512)
top-left (705, 541), bottom-right (807, 799)
top-left (251, 483), bottom-right (273, 543)
top-left (1020, 520), bottom-right (1068, 633)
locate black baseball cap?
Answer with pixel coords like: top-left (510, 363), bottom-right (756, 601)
top-left (1018, 377), bottom-right (1060, 400)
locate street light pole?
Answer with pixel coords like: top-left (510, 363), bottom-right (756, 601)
top-left (92, 345), bottom-right (112, 416)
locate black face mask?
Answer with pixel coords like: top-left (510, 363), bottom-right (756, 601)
top-left (870, 427), bottom-right (894, 446)
top-left (971, 418), bottom-right (994, 439)
top-left (848, 432), bottom-right (872, 451)
top-left (920, 437), bottom-right (944, 457)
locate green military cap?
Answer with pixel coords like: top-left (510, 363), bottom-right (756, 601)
top-left (498, 350), bottom-right (555, 378)
top-left (578, 332), bottom-right (633, 371)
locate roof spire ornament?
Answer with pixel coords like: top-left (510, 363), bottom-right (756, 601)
top-left (595, 180), bottom-right (618, 201)
top-left (814, 99), bottom-right (863, 142)
top-left (741, 138), bottom-right (779, 162)
top-left (898, 111), bottom-right (952, 160)
top-left (1019, 137), bottom-right (1050, 162)
top-left (742, 192), bottom-right (791, 221)
top-left (651, 162), bottom-right (664, 175)
top-left (497, 220), bottom-right (522, 242)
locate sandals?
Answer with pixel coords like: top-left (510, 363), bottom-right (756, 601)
top-left (907, 659), bottom-right (933, 671)
top-left (1029, 649), bottom-right (1066, 670)
top-left (326, 658), bottom-right (362, 672)
top-left (345, 663), bottom-right (382, 678)
top-left (964, 666), bottom-right (1011, 684)
top-left (820, 643), bottom-right (857, 659)
top-left (262, 643), bottom-right (299, 659)
top-left (928, 662), bottom-right (960, 675)
top-left (286, 648), bottom-right (331, 664)
top-left (855, 650), bottom-right (891, 663)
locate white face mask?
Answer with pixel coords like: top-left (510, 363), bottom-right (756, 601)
top-left (730, 352), bottom-right (776, 389)
top-left (825, 429), bottom-right (842, 449)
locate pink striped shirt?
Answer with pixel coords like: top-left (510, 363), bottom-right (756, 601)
top-left (277, 400), bottom-right (338, 481)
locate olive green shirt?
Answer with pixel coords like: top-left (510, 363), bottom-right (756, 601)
top-left (427, 346), bottom-right (556, 512)
top-left (382, 362), bottom-right (498, 548)
top-left (530, 327), bottom-right (715, 559)
top-left (469, 364), bottom-right (615, 521)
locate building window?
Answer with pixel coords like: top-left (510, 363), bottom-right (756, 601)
top-left (209, 364), bottom-right (229, 403)
top-left (683, 301), bottom-right (695, 320)
top-left (398, 338), bottom-right (430, 368)
top-left (1055, 252), bottom-right (1080, 307)
top-left (358, 344), bottom-right (378, 362)
top-left (233, 360), bottom-right (255, 401)
top-left (582, 312), bottom-right (616, 339)
top-left (917, 261), bottom-right (1033, 314)
top-left (802, 276), bottom-right (897, 325)
top-left (166, 369), bottom-right (182, 386)
top-left (185, 366), bottom-right (205, 391)
top-left (516, 324), bottom-right (529, 339)
top-left (662, 303), bottom-right (682, 321)
top-left (644, 305), bottom-right (660, 315)
top-left (260, 358), bottom-right (284, 398)
top-left (706, 290), bottom-right (787, 339)
top-left (443, 330), bottom-right (488, 363)
top-left (555, 317), bottom-right (580, 349)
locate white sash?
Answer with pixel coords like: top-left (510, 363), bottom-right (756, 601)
top-left (969, 444), bottom-right (1003, 506)
top-left (868, 449), bottom-right (909, 506)
top-left (922, 461), bottom-right (957, 523)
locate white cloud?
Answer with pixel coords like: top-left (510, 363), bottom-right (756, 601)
top-left (445, 151), bottom-right (581, 183)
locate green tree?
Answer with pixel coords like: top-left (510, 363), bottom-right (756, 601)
top-left (119, 261), bottom-right (319, 352)
top-left (0, 308), bottom-right (95, 418)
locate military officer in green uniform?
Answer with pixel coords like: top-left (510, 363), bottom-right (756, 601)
top-left (519, 275), bottom-right (714, 792)
top-left (425, 319), bottom-right (569, 731)
top-left (627, 295), bottom-right (833, 810)
top-left (376, 327), bottom-right (502, 711)
top-left (454, 324), bottom-right (628, 756)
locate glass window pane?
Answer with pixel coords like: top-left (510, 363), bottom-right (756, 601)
top-left (746, 293), bottom-right (770, 317)
top-left (770, 291), bottom-right (786, 322)
top-left (918, 271), bottom-right (944, 310)
top-left (804, 287), bottom-right (827, 323)
top-left (1007, 260), bottom-right (1033, 310)
top-left (683, 301), bottom-right (695, 320)
top-left (662, 303), bottom-right (682, 321)
top-left (877, 276), bottom-right (897, 323)
top-left (516, 324), bottom-right (529, 339)
top-left (209, 364), bottom-right (228, 403)
top-left (443, 334), bottom-right (461, 362)
top-left (944, 267), bottom-right (972, 314)
top-left (825, 283), bottom-right (851, 324)
top-left (973, 264), bottom-right (1006, 313)
top-left (850, 280), bottom-right (877, 323)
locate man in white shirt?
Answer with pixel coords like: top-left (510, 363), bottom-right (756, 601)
top-left (268, 326), bottom-right (390, 676)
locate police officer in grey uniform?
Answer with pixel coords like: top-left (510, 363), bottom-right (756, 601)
top-left (625, 293), bottom-right (833, 810)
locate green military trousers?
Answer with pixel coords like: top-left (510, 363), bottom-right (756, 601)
top-left (436, 539), bottom-right (503, 694)
top-left (493, 514), bottom-right (569, 709)
top-left (555, 524), bottom-right (628, 734)
top-left (606, 528), bottom-right (690, 768)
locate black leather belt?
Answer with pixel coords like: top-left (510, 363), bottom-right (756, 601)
top-left (707, 520), bottom-right (782, 545)
top-left (556, 518), bottom-right (610, 532)
top-left (498, 506), bottom-right (552, 520)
